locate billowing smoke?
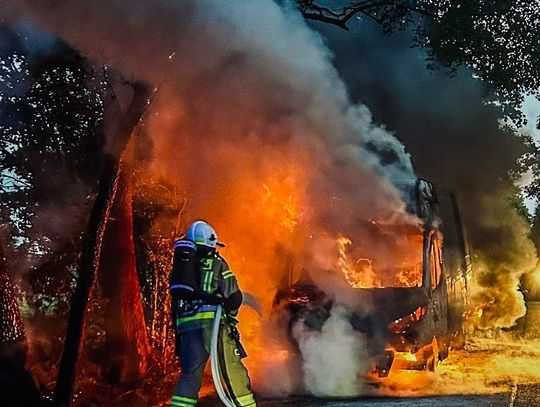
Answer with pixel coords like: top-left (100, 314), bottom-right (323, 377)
top-left (1, 0), bottom-right (426, 395)
top-left (313, 20), bottom-right (538, 329)
top-left (292, 305), bottom-right (369, 396)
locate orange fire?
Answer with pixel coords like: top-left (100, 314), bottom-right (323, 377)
top-left (336, 232), bottom-right (423, 289)
top-left (337, 236), bottom-right (381, 288)
top-left (138, 133), bottom-right (540, 401)
top-left (373, 334), bottom-right (540, 398)
top-left (207, 170), bottom-right (308, 385)
top-left (139, 85), bottom-right (428, 396)
top-left (261, 182), bottom-right (300, 233)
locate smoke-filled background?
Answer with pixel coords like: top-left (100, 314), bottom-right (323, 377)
top-left (313, 19), bottom-right (538, 328)
top-left (0, 0), bottom-right (537, 399)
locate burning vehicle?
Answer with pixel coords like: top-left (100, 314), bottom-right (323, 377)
top-left (274, 178), bottom-right (471, 377)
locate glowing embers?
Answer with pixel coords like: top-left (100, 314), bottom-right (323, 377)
top-left (336, 232), bottom-right (423, 288)
top-left (0, 269), bottom-right (25, 344)
top-left (377, 338), bottom-right (438, 379)
top-left (389, 306), bottom-right (428, 335)
top-left (394, 350), bottom-right (417, 363)
top-left (370, 348), bottom-right (422, 379)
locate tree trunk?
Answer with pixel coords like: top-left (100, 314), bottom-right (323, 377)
top-left (0, 243), bottom-right (43, 406)
top-left (54, 82), bottom-right (149, 407)
top-left (98, 141), bottom-right (150, 385)
top-left (0, 244), bottom-right (25, 345)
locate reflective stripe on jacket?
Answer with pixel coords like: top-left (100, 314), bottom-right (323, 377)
top-left (176, 304), bottom-right (219, 327)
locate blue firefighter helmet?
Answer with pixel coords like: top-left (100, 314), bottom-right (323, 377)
top-left (186, 220), bottom-right (219, 248)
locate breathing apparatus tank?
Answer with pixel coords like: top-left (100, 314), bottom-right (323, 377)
top-left (169, 221), bottom-right (219, 300)
top-left (169, 239), bottom-right (199, 300)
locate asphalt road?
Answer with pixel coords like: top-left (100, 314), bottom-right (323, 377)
top-left (198, 384), bottom-right (540, 407)
top-left (278, 383), bottom-right (539, 406)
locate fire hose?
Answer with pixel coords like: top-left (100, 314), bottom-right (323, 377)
top-left (210, 304), bottom-right (237, 407)
top-left (210, 295), bottom-right (261, 407)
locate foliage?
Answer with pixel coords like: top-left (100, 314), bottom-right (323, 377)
top-left (297, 0), bottom-right (540, 126)
top-left (531, 206), bottom-right (540, 252)
top-left (0, 27), bottom-right (115, 338)
top-left (26, 242), bottom-right (79, 316)
top-left (0, 27), bottom-right (109, 247)
top-left (132, 172), bottom-right (187, 369)
top-left (519, 135), bottom-right (540, 200)
top-left (509, 192), bottom-right (532, 224)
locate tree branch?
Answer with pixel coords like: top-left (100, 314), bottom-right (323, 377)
top-left (1, 173), bottom-right (32, 189)
top-left (297, 0), bottom-right (439, 30)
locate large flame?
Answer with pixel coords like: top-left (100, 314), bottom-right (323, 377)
top-left (337, 236), bottom-right (380, 288)
top-left (336, 231), bottom-right (423, 289)
top-left (135, 86), bottom-right (426, 393)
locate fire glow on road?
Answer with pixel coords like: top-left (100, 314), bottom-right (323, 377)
top-left (376, 306), bottom-right (540, 399)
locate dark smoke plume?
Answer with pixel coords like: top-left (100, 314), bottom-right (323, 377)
top-left (314, 19), bottom-right (537, 329)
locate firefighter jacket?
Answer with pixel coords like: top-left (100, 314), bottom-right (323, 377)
top-left (174, 251), bottom-right (243, 331)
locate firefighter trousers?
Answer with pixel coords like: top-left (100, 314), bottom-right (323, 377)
top-left (172, 321), bottom-right (256, 407)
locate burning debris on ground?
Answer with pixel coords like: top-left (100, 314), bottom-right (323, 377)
top-left (1, 1), bottom-right (540, 406)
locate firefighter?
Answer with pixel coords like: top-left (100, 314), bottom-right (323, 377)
top-left (170, 220), bottom-right (256, 407)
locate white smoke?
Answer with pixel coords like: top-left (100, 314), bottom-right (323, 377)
top-left (292, 305), bottom-right (370, 396)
